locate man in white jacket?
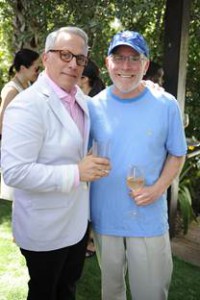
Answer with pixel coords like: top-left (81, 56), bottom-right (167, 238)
top-left (1, 26), bottom-right (110, 300)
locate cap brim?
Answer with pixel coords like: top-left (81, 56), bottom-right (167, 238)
top-left (108, 41), bottom-right (145, 57)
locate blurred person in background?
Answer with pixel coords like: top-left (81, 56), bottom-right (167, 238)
top-left (143, 60), bottom-right (164, 86)
top-left (0, 49), bottom-right (40, 201)
top-left (78, 58), bottom-right (105, 97)
top-left (0, 48), bottom-right (40, 134)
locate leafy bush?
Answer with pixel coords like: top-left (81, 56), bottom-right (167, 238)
top-left (178, 150), bottom-right (200, 234)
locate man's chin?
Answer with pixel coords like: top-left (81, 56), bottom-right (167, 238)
top-left (112, 82), bottom-right (144, 98)
top-left (117, 85), bottom-right (139, 94)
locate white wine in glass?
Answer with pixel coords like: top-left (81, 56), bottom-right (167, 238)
top-left (126, 165), bottom-right (144, 192)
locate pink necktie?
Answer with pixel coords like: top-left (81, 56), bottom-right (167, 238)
top-left (62, 89), bottom-right (84, 137)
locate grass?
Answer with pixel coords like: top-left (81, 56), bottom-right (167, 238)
top-left (0, 199), bottom-right (200, 300)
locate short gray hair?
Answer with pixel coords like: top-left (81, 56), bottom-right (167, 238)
top-left (45, 26), bottom-right (88, 53)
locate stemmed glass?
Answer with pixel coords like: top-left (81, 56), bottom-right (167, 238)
top-left (126, 165), bottom-right (145, 192)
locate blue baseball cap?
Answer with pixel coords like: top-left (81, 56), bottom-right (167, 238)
top-left (107, 30), bottom-right (149, 58)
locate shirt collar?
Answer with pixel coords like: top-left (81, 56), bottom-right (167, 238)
top-left (44, 72), bottom-right (77, 101)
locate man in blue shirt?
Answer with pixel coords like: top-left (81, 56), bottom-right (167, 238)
top-left (88, 31), bottom-right (187, 300)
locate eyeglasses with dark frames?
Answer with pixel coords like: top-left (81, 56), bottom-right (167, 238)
top-left (48, 49), bottom-right (88, 67)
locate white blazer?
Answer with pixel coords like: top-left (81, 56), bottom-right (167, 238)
top-left (1, 74), bottom-right (90, 251)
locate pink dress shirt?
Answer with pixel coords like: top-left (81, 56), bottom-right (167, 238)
top-left (44, 72), bottom-right (85, 187)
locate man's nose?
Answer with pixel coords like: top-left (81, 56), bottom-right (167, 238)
top-left (68, 56), bottom-right (78, 68)
top-left (121, 58), bottom-right (133, 68)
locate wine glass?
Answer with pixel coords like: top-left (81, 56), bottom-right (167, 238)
top-left (126, 165), bottom-right (145, 192)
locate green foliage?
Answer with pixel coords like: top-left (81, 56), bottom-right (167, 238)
top-left (185, 0), bottom-right (200, 140)
top-left (0, 0), bottom-right (13, 87)
top-left (178, 156), bottom-right (199, 234)
top-left (178, 185), bottom-right (196, 234)
top-left (0, 0), bottom-right (192, 87)
top-left (169, 257), bottom-right (200, 300)
top-left (112, 0), bottom-right (166, 61)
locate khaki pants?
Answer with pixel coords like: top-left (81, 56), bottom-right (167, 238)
top-left (94, 232), bottom-right (173, 300)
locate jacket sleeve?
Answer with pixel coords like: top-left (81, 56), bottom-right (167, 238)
top-left (1, 91), bottom-right (76, 194)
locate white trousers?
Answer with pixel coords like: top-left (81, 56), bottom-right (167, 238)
top-left (94, 232), bottom-right (173, 300)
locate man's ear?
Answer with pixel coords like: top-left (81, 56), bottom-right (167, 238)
top-left (143, 59), bottom-right (150, 75)
top-left (105, 56), bottom-right (109, 68)
top-left (42, 52), bottom-right (48, 66)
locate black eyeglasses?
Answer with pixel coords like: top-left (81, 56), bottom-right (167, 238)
top-left (48, 49), bottom-right (88, 67)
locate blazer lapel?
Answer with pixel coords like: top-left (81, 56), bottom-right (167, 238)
top-left (48, 93), bottom-right (80, 135)
top-left (35, 75), bottom-right (90, 156)
top-left (37, 75), bottom-right (81, 139)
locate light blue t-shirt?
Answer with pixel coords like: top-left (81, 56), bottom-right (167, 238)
top-left (88, 86), bottom-right (187, 237)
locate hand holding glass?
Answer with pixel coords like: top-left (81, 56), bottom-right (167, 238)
top-left (126, 165), bottom-right (144, 192)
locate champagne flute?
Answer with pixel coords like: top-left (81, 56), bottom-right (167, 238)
top-left (126, 165), bottom-right (145, 192)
